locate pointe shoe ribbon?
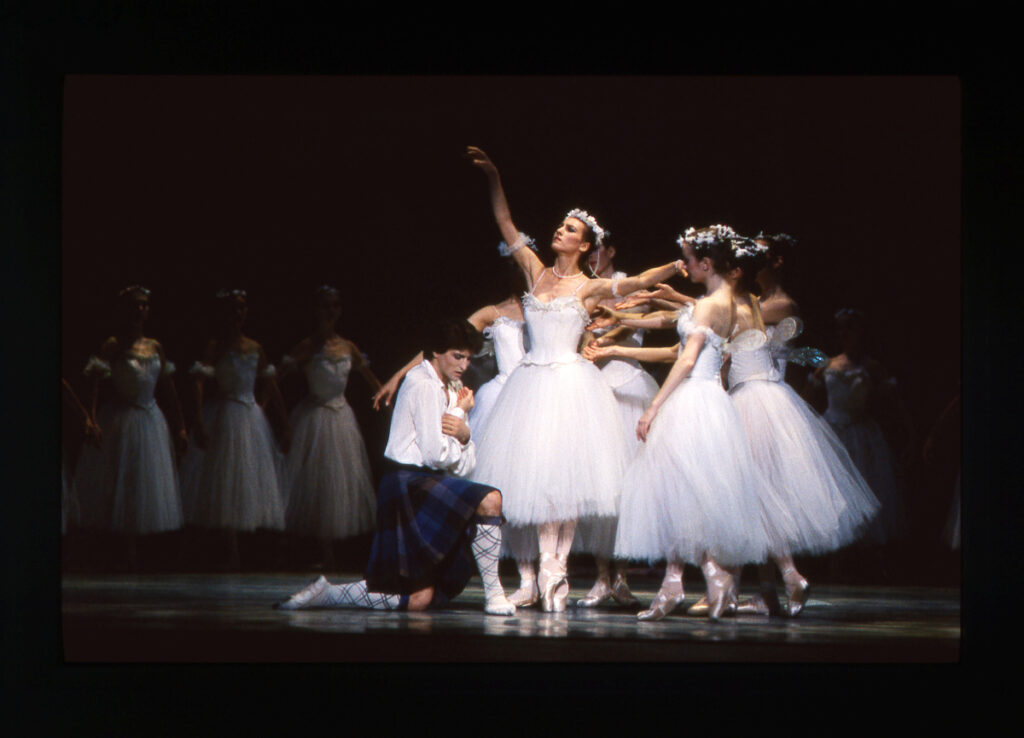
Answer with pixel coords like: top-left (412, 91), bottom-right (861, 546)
top-left (539, 552), bottom-right (569, 613)
top-left (575, 579), bottom-right (612, 608)
top-left (610, 572), bottom-right (641, 607)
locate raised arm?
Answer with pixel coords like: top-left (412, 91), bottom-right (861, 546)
top-left (466, 146), bottom-right (545, 287)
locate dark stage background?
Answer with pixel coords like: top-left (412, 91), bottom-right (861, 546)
top-left (60, 75), bottom-right (961, 574)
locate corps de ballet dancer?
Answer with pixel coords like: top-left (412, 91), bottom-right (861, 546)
top-left (464, 146), bottom-right (688, 612)
top-left (72, 285), bottom-right (188, 568)
top-left (587, 226), bottom-right (775, 621)
top-left (278, 285), bottom-right (383, 569)
top-left (181, 289), bottom-right (290, 569)
top-left (277, 318), bottom-right (515, 616)
top-left (714, 236), bottom-right (881, 616)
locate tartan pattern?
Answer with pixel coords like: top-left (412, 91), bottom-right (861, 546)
top-left (364, 470), bottom-right (495, 605)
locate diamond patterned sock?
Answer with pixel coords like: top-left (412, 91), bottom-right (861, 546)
top-left (471, 517), bottom-right (515, 615)
top-left (278, 576), bottom-right (403, 610)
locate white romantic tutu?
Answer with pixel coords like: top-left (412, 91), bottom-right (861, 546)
top-left (613, 377), bottom-right (774, 567)
top-left (472, 357), bottom-right (631, 525)
top-left (72, 353), bottom-right (184, 534)
top-left (467, 374), bottom-right (509, 438)
top-left (574, 358), bottom-right (660, 558)
top-left (730, 379), bottom-right (881, 555)
top-left (185, 399), bottom-right (286, 530)
top-left (284, 397), bottom-right (376, 539)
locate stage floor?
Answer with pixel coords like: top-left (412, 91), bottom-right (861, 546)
top-left (62, 572), bottom-right (960, 663)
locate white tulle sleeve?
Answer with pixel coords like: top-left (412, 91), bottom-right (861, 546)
top-left (160, 360), bottom-right (176, 376)
top-left (260, 364), bottom-right (277, 379)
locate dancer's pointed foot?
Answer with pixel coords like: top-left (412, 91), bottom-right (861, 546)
top-left (637, 587), bottom-right (686, 622)
top-left (539, 553), bottom-right (568, 613)
top-left (276, 575), bottom-right (327, 610)
top-left (484, 594), bottom-right (517, 616)
top-left (611, 571), bottom-right (641, 607)
top-left (784, 573), bottom-right (810, 617)
top-left (734, 594), bottom-right (771, 615)
top-left (575, 579), bottom-right (612, 608)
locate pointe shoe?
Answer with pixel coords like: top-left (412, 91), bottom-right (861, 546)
top-left (637, 587), bottom-right (686, 622)
top-left (575, 579), bottom-right (612, 608)
top-left (611, 572), bottom-right (642, 607)
top-left (539, 553), bottom-right (568, 613)
top-left (484, 594), bottom-right (517, 616)
top-left (703, 564), bottom-right (737, 622)
top-left (275, 575), bottom-right (327, 610)
top-left (784, 574), bottom-right (810, 617)
top-left (508, 579), bottom-right (539, 608)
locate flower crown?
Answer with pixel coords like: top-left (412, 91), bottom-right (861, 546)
top-left (566, 208), bottom-right (608, 246)
top-left (730, 236), bottom-right (770, 260)
top-left (216, 289), bottom-right (247, 300)
top-left (755, 231), bottom-right (798, 249)
top-left (677, 224), bottom-right (738, 250)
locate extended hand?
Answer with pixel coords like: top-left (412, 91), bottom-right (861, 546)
top-left (442, 414), bottom-right (471, 445)
top-left (465, 146), bottom-right (497, 176)
top-left (582, 343), bottom-right (614, 362)
top-left (456, 386), bottom-right (475, 413)
top-left (373, 377), bottom-right (400, 410)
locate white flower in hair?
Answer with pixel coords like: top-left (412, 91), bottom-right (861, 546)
top-left (566, 208), bottom-right (608, 245)
top-left (731, 237), bottom-right (770, 259)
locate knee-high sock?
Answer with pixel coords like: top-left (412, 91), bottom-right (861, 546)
top-left (279, 576), bottom-right (403, 610)
top-left (471, 515), bottom-right (514, 614)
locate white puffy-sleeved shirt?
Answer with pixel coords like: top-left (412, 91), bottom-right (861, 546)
top-left (383, 359), bottom-right (476, 477)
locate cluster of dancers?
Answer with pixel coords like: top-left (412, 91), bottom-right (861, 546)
top-left (64, 145), bottom-right (914, 621)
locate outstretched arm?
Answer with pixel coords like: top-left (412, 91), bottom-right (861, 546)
top-left (466, 146), bottom-right (545, 288)
top-left (583, 261), bottom-right (685, 307)
top-left (583, 342), bottom-right (680, 364)
top-left (348, 341), bottom-right (383, 395)
top-left (373, 351), bottom-right (425, 410)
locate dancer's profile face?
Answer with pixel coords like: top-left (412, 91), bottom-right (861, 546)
top-left (433, 348), bottom-right (472, 385)
top-left (313, 295), bottom-right (341, 325)
top-left (588, 242), bottom-right (614, 275)
top-left (221, 296), bottom-right (248, 329)
top-left (681, 242), bottom-right (703, 283)
top-left (553, 218), bottom-right (590, 259)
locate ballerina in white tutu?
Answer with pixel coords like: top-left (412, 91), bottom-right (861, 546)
top-left (184, 289), bottom-right (290, 569)
top-left (719, 236), bottom-right (881, 616)
top-left (72, 286), bottom-right (189, 568)
top-left (278, 285), bottom-right (383, 569)
top-left (464, 145), bottom-right (687, 611)
top-left (587, 226), bottom-right (774, 621)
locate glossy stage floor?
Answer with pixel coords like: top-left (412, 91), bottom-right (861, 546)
top-left (62, 571), bottom-right (960, 663)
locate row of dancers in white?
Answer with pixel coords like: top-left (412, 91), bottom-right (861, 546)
top-left (277, 146), bottom-right (887, 621)
top-left (66, 284), bottom-right (383, 568)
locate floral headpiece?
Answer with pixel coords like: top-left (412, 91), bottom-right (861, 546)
top-left (755, 231), bottom-right (797, 248)
top-left (118, 284), bottom-right (151, 298)
top-left (677, 224), bottom-right (738, 251)
top-left (730, 237), bottom-right (770, 260)
top-left (498, 232), bottom-right (538, 257)
top-left (216, 289), bottom-right (247, 300)
top-left (566, 208), bottom-right (608, 246)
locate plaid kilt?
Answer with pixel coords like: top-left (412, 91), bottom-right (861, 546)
top-left (364, 468), bottom-right (496, 606)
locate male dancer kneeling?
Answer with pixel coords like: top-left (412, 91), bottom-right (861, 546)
top-left (277, 318), bottom-right (515, 616)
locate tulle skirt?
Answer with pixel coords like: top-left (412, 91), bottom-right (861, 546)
top-left (614, 378), bottom-right (773, 567)
top-left (574, 361), bottom-right (660, 558)
top-left (71, 402), bottom-right (184, 534)
top-left (471, 359), bottom-right (631, 526)
top-left (467, 374), bottom-right (508, 437)
top-left (730, 380), bottom-right (881, 556)
top-left (827, 415), bottom-right (906, 544)
top-left (284, 398), bottom-right (376, 539)
top-left (183, 399), bottom-right (286, 531)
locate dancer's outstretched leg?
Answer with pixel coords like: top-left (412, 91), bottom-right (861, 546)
top-left (276, 576), bottom-right (404, 610)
